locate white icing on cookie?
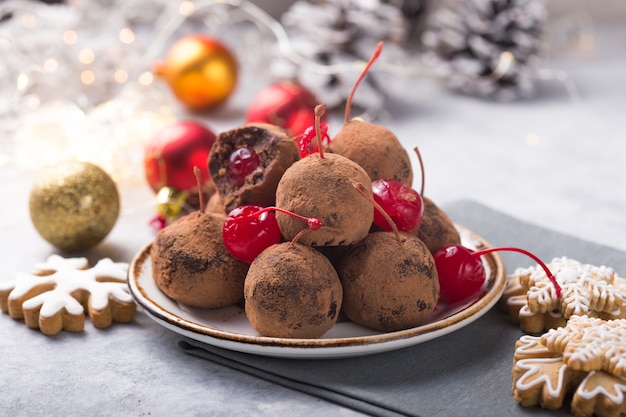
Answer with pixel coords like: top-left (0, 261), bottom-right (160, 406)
top-left (514, 335), bottom-right (557, 361)
top-left (511, 257), bottom-right (624, 320)
top-left (515, 357), bottom-right (568, 398)
top-left (542, 315), bottom-right (626, 377)
top-left (4, 255), bottom-right (130, 318)
top-left (34, 255), bottom-right (89, 273)
top-left (576, 371), bottom-right (626, 402)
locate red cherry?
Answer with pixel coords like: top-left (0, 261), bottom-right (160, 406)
top-left (222, 205), bottom-right (281, 263)
top-left (433, 244), bottom-right (562, 305)
top-left (227, 147), bottom-right (260, 187)
top-left (372, 179), bottom-right (424, 233)
top-left (297, 123), bottom-right (331, 158)
top-left (434, 244), bottom-right (486, 304)
top-left (222, 205), bottom-right (322, 263)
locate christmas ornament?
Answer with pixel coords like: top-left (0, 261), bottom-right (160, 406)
top-left (270, 0), bottom-right (410, 111)
top-left (144, 120), bottom-right (217, 226)
top-left (245, 81), bottom-right (325, 137)
top-left (29, 161), bottom-right (120, 252)
top-left (0, 255), bottom-right (135, 335)
top-left (421, 0), bottom-right (547, 101)
top-left (153, 34), bottom-right (238, 111)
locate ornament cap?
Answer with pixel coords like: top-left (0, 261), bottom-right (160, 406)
top-left (155, 187), bottom-right (188, 220)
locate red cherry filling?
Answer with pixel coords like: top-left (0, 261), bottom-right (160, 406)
top-left (372, 179), bottom-right (424, 233)
top-left (434, 244), bottom-right (562, 305)
top-left (223, 205), bottom-right (281, 263)
top-left (227, 147), bottom-right (260, 187)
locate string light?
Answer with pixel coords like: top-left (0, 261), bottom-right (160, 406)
top-left (525, 133), bottom-right (541, 146)
top-left (138, 72), bottom-right (154, 86)
top-left (21, 13), bottom-right (37, 28)
top-left (114, 69), bottom-right (129, 83)
top-left (179, 1), bottom-right (195, 17)
top-left (43, 58), bottom-right (58, 72)
top-left (119, 28), bottom-right (135, 44)
top-left (78, 49), bottom-right (95, 65)
top-left (63, 30), bottom-right (78, 45)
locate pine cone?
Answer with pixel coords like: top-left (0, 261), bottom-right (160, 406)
top-left (382, 0), bottom-right (430, 38)
top-left (271, 0), bottom-right (409, 112)
top-left (422, 0), bottom-right (547, 101)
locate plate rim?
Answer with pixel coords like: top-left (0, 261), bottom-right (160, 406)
top-left (128, 225), bottom-right (506, 357)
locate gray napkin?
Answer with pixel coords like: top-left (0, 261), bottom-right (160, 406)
top-left (179, 200), bottom-right (626, 417)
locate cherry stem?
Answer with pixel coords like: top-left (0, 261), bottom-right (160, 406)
top-left (252, 206), bottom-right (322, 231)
top-left (193, 166), bottom-right (205, 213)
top-left (344, 41), bottom-right (383, 124)
top-left (314, 104), bottom-right (326, 159)
top-left (413, 146), bottom-right (425, 196)
top-left (472, 246), bottom-right (562, 298)
top-left (353, 182), bottom-right (400, 242)
top-left (290, 228), bottom-right (312, 247)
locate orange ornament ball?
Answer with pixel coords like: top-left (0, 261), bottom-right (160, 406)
top-left (154, 35), bottom-right (238, 111)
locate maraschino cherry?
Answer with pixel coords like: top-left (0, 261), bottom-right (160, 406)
top-left (370, 147), bottom-right (426, 233)
top-left (295, 122), bottom-right (331, 158)
top-left (371, 179), bottom-right (423, 233)
top-left (434, 244), bottom-right (562, 305)
top-left (222, 205), bottom-right (321, 263)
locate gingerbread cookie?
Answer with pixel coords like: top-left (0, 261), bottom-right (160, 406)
top-left (501, 257), bottom-right (626, 333)
top-left (0, 255), bottom-right (135, 335)
top-left (512, 315), bottom-right (626, 417)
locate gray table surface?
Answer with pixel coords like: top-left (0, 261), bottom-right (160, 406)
top-left (1, 17), bottom-right (625, 417)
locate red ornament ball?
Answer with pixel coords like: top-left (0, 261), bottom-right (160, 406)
top-left (245, 81), bottom-right (325, 137)
top-left (144, 120), bottom-right (217, 205)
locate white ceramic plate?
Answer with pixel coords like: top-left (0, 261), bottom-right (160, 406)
top-left (128, 225), bottom-right (506, 359)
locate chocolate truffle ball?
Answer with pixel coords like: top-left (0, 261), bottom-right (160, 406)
top-left (205, 191), bottom-right (226, 217)
top-left (244, 243), bottom-right (343, 339)
top-left (208, 123), bottom-right (300, 213)
top-left (327, 120), bottom-right (413, 186)
top-left (337, 231), bottom-right (439, 332)
top-left (275, 153), bottom-right (373, 246)
top-left (151, 211), bottom-right (248, 308)
top-left (412, 197), bottom-right (461, 254)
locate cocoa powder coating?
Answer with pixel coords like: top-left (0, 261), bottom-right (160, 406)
top-left (337, 231), bottom-right (440, 332)
top-left (244, 243), bottom-right (343, 339)
top-left (412, 197), bottom-right (461, 253)
top-left (275, 153), bottom-right (373, 246)
top-left (327, 120), bottom-right (413, 186)
top-left (151, 211), bottom-right (249, 308)
top-left (204, 192), bottom-right (226, 217)
top-left (208, 123), bottom-right (300, 213)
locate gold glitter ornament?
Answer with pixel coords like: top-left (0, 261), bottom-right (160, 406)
top-left (29, 161), bottom-right (120, 252)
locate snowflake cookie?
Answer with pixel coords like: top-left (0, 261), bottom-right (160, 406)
top-left (501, 257), bottom-right (626, 333)
top-left (513, 316), bottom-right (626, 417)
top-left (0, 255), bottom-right (135, 335)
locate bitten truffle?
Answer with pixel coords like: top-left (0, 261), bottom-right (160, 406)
top-left (208, 123), bottom-right (300, 213)
top-left (337, 231), bottom-right (440, 332)
top-left (244, 243), bottom-right (343, 338)
top-left (327, 120), bottom-right (413, 186)
top-left (275, 153), bottom-right (373, 246)
top-left (151, 211), bottom-right (249, 308)
top-left (412, 197), bottom-right (461, 254)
